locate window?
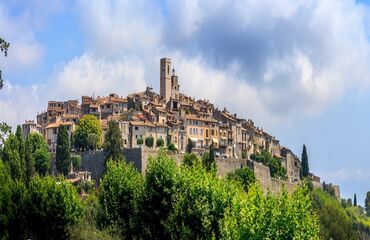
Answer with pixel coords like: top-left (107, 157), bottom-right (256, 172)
top-left (135, 126), bottom-right (138, 130)
top-left (53, 128), bottom-right (57, 134)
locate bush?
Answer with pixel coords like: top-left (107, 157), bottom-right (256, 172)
top-left (227, 167), bottom-right (256, 192)
top-left (141, 151), bottom-right (177, 239)
top-left (71, 155), bottom-right (82, 171)
top-left (99, 160), bottom-right (144, 239)
top-left (136, 137), bottom-right (143, 146)
top-left (28, 176), bottom-right (83, 239)
top-left (167, 163), bottom-right (236, 239)
top-left (221, 185), bottom-right (320, 240)
top-left (183, 153), bottom-right (199, 167)
top-left (167, 143), bottom-right (176, 152)
top-left (145, 136), bottom-right (154, 148)
top-left (156, 138), bottom-right (164, 148)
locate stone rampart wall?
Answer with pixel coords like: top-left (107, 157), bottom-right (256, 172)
top-left (80, 150), bottom-right (340, 199)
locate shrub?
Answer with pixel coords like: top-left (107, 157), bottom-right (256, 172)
top-left (145, 136), bottom-right (154, 148)
top-left (28, 176), bottom-right (83, 239)
top-left (156, 138), bottom-right (164, 148)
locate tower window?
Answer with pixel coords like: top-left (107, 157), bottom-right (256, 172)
top-left (167, 65), bottom-right (169, 74)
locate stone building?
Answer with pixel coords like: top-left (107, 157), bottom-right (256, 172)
top-left (280, 147), bottom-right (301, 183)
top-left (22, 120), bottom-right (42, 137)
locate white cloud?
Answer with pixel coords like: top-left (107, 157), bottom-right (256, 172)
top-left (0, 4), bottom-right (44, 72)
top-left (51, 54), bottom-right (147, 99)
top-left (4, 0), bottom-right (370, 130)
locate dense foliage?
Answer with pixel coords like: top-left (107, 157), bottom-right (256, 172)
top-left (251, 150), bottom-right (287, 180)
top-left (97, 151), bottom-right (319, 239)
top-left (104, 120), bottom-right (123, 162)
top-left (156, 138), bottom-right (164, 147)
top-left (312, 188), bottom-right (370, 239)
top-left (301, 144), bottom-right (309, 177)
top-left (0, 126), bottom-right (328, 240)
top-left (366, 191), bottom-right (370, 217)
top-left (145, 136), bottom-right (154, 148)
top-left (227, 167), bottom-right (256, 192)
top-left (74, 115), bottom-right (102, 150)
top-left (56, 125), bottom-right (71, 175)
top-left (222, 186), bottom-right (319, 240)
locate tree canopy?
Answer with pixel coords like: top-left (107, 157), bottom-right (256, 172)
top-left (56, 125), bottom-right (71, 175)
top-left (74, 115), bottom-right (102, 151)
top-left (104, 120), bottom-right (123, 162)
top-left (301, 144), bottom-right (309, 177)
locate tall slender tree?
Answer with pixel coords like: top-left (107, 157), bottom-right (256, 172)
top-left (104, 120), bottom-right (123, 162)
top-left (186, 138), bottom-right (193, 153)
top-left (301, 144), bottom-right (309, 178)
top-left (24, 136), bottom-right (35, 184)
top-left (354, 193), bottom-right (357, 207)
top-left (56, 125), bottom-right (71, 175)
top-left (365, 191), bottom-right (370, 217)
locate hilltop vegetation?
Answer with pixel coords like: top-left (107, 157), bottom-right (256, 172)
top-left (0, 132), bottom-right (320, 240)
top-left (1, 124), bottom-right (369, 239)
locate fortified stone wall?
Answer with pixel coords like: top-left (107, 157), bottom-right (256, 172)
top-left (80, 150), bottom-right (339, 200)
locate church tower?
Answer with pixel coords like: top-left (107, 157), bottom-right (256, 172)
top-left (160, 58), bottom-right (171, 102)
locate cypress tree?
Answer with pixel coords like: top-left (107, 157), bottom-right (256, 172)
top-left (186, 138), bottom-right (193, 153)
top-left (56, 125), bottom-right (71, 175)
top-left (365, 191), bottom-right (370, 216)
top-left (354, 193), bottom-right (357, 207)
top-left (301, 144), bottom-right (309, 177)
top-left (25, 136), bottom-right (35, 184)
top-left (104, 120), bottom-right (123, 162)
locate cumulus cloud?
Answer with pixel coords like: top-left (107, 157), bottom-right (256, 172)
top-left (51, 54), bottom-right (147, 99)
top-left (0, 4), bottom-right (43, 72)
top-left (3, 0), bottom-right (370, 129)
top-left (69, 0), bottom-right (370, 126)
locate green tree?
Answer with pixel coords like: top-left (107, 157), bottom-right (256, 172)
top-left (104, 120), bottom-right (123, 162)
top-left (0, 160), bottom-right (28, 239)
top-left (28, 133), bottom-right (51, 176)
top-left (141, 152), bottom-right (177, 239)
top-left (24, 136), bottom-right (35, 183)
top-left (100, 160), bottom-right (144, 239)
top-left (301, 144), bottom-right (309, 177)
top-left (56, 125), bottom-right (71, 175)
top-left (312, 188), bottom-right (359, 240)
top-left (145, 136), bottom-right (154, 148)
top-left (354, 193), bottom-right (357, 207)
top-left (74, 115), bottom-right (102, 151)
top-left (222, 185), bottom-right (320, 240)
top-left (87, 133), bottom-right (100, 150)
top-left (71, 154), bottom-right (81, 171)
top-left (167, 143), bottom-right (176, 152)
top-left (28, 176), bottom-right (83, 239)
top-left (186, 138), bottom-right (193, 153)
top-left (137, 137), bottom-right (143, 146)
top-left (183, 153), bottom-right (199, 167)
top-left (1, 134), bottom-right (25, 180)
top-left (156, 138), bottom-right (164, 148)
top-left (0, 122), bottom-right (11, 146)
top-left (227, 167), bottom-right (256, 192)
top-left (0, 38), bottom-right (10, 89)
top-left (251, 150), bottom-right (287, 179)
top-left (365, 191), bottom-right (370, 217)
top-left (34, 148), bottom-right (51, 176)
top-left (167, 162), bottom-right (235, 239)
top-left (202, 142), bottom-right (216, 171)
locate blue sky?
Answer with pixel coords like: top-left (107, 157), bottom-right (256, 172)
top-left (1, 0), bottom-right (370, 204)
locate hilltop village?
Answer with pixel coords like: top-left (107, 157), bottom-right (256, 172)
top-left (22, 57), bottom-right (330, 191)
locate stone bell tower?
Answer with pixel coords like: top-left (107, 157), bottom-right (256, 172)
top-left (160, 58), bottom-right (171, 102)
